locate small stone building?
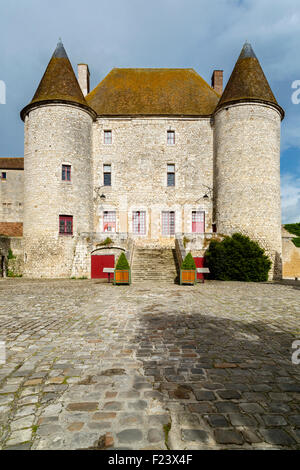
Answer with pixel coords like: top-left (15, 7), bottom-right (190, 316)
top-left (0, 41), bottom-right (286, 279)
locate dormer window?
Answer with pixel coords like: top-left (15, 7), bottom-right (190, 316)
top-left (167, 130), bottom-right (175, 145)
top-left (104, 130), bottom-right (112, 145)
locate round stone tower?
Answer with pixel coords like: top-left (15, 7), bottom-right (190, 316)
top-left (21, 40), bottom-right (96, 278)
top-left (213, 42), bottom-right (285, 279)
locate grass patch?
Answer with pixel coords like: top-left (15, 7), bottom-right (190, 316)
top-left (163, 422), bottom-right (171, 449)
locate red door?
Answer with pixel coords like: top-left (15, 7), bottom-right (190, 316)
top-left (194, 257), bottom-right (205, 281)
top-left (91, 255), bottom-right (115, 279)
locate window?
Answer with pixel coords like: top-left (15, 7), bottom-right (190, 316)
top-left (59, 215), bottom-right (73, 235)
top-left (192, 211), bottom-right (205, 233)
top-left (162, 211), bottom-right (175, 236)
top-left (104, 130), bottom-right (112, 144)
top-left (167, 164), bottom-right (175, 187)
top-left (167, 130), bottom-right (175, 145)
top-left (1, 172), bottom-right (6, 180)
top-left (132, 211), bottom-right (146, 235)
top-left (103, 211), bottom-right (116, 232)
top-left (103, 164), bottom-right (111, 186)
top-left (62, 165), bottom-right (71, 181)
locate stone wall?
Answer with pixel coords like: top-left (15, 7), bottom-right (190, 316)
top-left (282, 238), bottom-right (300, 279)
top-left (23, 103), bottom-right (94, 278)
top-left (92, 117), bottom-right (214, 243)
top-left (214, 103), bottom-right (282, 279)
top-left (0, 169), bottom-right (23, 225)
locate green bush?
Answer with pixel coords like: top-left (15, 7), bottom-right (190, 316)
top-left (115, 252), bottom-right (130, 270)
top-left (284, 223), bottom-right (300, 237)
top-left (205, 233), bottom-right (271, 282)
top-left (292, 238), bottom-right (300, 248)
top-left (100, 237), bottom-right (113, 246)
top-left (284, 223), bottom-right (300, 247)
top-left (181, 252), bottom-right (196, 270)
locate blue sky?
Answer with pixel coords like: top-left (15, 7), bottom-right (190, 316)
top-left (0, 0), bottom-right (299, 222)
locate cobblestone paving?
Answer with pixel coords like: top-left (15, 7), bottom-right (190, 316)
top-left (0, 279), bottom-right (299, 450)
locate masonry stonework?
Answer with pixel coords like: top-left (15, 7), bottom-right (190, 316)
top-left (93, 117), bottom-right (213, 244)
top-left (0, 40), bottom-right (290, 280)
top-left (214, 103), bottom-right (282, 279)
top-left (23, 104), bottom-right (94, 278)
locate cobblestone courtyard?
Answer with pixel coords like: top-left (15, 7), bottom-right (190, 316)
top-left (0, 279), bottom-right (299, 450)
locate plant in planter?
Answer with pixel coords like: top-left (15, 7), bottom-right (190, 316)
top-left (114, 252), bottom-right (131, 285)
top-left (180, 252), bottom-right (196, 285)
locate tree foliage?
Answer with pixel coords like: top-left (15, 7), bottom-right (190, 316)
top-left (205, 233), bottom-right (271, 282)
top-left (181, 252), bottom-right (196, 270)
top-left (115, 252), bottom-right (130, 270)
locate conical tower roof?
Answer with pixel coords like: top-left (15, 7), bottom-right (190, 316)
top-left (216, 42), bottom-right (284, 118)
top-left (21, 40), bottom-right (95, 120)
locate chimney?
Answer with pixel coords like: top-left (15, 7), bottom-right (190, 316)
top-left (211, 70), bottom-right (223, 95)
top-left (78, 64), bottom-right (90, 96)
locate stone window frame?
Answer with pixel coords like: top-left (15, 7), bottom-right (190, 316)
top-left (167, 164), bottom-right (175, 187)
top-left (62, 164), bottom-right (71, 182)
top-left (103, 164), bottom-right (112, 186)
top-left (59, 215), bottom-right (73, 236)
top-left (167, 130), bottom-right (175, 145)
top-left (192, 210), bottom-right (205, 233)
top-left (104, 130), bottom-right (112, 145)
top-left (162, 211), bottom-right (176, 236)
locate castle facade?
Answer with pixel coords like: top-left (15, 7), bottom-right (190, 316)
top-left (0, 41), bottom-right (284, 279)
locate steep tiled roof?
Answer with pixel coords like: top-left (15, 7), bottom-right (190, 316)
top-left (0, 157), bottom-right (24, 170)
top-left (86, 68), bottom-right (220, 116)
top-left (217, 42), bottom-right (284, 118)
top-left (21, 41), bottom-right (93, 120)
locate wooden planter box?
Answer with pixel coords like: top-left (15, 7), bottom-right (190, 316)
top-left (114, 269), bottom-right (131, 285)
top-left (180, 269), bottom-right (196, 285)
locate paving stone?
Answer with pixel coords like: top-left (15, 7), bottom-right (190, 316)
top-left (262, 415), bottom-right (287, 426)
top-left (92, 412), bottom-right (117, 421)
top-left (181, 429), bottom-right (209, 443)
top-left (228, 413), bottom-right (257, 427)
top-left (214, 429), bottom-right (244, 445)
top-left (205, 414), bottom-right (229, 428)
top-left (148, 428), bottom-right (164, 443)
top-left (218, 390), bottom-right (242, 400)
top-left (117, 429), bottom-right (143, 443)
top-left (67, 402), bottom-right (98, 412)
top-left (6, 428), bottom-right (32, 445)
top-left (37, 424), bottom-right (63, 436)
top-left (194, 391), bottom-right (216, 401)
top-left (240, 403), bottom-right (265, 413)
top-left (259, 429), bottom-right (296, 446)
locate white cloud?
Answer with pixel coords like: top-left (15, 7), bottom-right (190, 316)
top-left (281, 173), bottom-right (300, 223)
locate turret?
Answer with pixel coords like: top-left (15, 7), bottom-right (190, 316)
top-left (213, 42), bottom-right (284, 279)
top-left (21, 40), bottom-right (96, 277)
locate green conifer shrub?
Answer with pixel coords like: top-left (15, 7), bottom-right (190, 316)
top-left (205, 233), bottom-right (271, 282)
top-left (115, 252), bottom-right (130, 270)
top-left (181, 252), bottom-right (196, 270)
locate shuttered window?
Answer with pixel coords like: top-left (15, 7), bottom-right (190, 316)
top-left (104, 165), bottom-right (111, 186)
top-left (59, 215), bottom-right (73, 235)
top-left (162, 211), bottom-right (175, 235)
top-left (167, 164), bottom-right (175, 186)
top-left (62, 165), bottom-right (71, 181)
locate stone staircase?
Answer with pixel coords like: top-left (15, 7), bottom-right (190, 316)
top-left (131, 248), bottom-right (179, 283)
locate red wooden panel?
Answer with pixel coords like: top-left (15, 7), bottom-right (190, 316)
top-left (91, 255), bottom-right (115, 279)
top-left (194, 257), bottom-right (205, 281)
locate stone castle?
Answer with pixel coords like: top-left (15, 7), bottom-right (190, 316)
top-left (0, 41), bottom-right (285, 279)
